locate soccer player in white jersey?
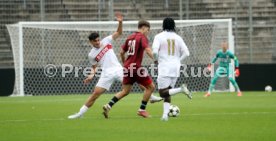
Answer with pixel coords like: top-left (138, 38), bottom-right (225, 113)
top-left (152, 17), bottom-right (192, 121)
top-left (68, 13), bottom-right (162, 119)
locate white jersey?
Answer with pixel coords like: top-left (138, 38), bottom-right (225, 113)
top-left (152, 31), bottom-right (190, 77)
top-left (88, 35), bottom-right (122, 75)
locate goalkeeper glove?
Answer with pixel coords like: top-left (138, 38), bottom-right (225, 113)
top-left (235, 68), bottom-right (240, 77)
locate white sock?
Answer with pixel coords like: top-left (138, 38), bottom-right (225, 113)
top-left (169, 88), bottom-right (182, 96)
top-left (163, 102), bottom-right (170, 117)
top-left (79, 105), bottom-right (89, 115)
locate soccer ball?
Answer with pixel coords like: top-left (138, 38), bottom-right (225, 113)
top-left (265, 85), bottom-right (272, 92)
top-left (168, 105), bottom-right (180, 117)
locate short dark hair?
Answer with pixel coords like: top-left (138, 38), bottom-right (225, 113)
top-left (88, 32), bottom-right (99, 41)
top-left (138, 20), bottom-right (150, 29)
top-left (163, 17), bottom-right (176, 32)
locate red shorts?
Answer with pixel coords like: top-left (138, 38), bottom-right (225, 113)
top-left (123, 68), bottom-right (153, 87)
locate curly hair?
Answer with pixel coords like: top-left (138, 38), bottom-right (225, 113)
top-left (162, 17), bottom-right (176, 32)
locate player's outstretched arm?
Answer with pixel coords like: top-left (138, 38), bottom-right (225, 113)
top-left (232, 55), bottom-right (239, 68)
top-left (112, 12), bottom-right (123, 40)
top-left (228, 51), bottom-right (240, 77)
top-left (233, 56), bottom-right (240, 77)
top-left (213, 51), bottom-right (220, 62)
top-left (207, 53), bottom-right (219, 72)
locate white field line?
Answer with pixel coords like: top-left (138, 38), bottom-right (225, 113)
top-left (1, 111), bottom-right (276, 123)
top-left (0, 98), bottom-right (86, 103)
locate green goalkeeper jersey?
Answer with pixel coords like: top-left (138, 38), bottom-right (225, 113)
top-left (211, 49), bottom-right (239, 68)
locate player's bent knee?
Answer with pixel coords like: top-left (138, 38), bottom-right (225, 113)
top-left (91, 92), bottom-right (101, 100)
top-left (122, 90), bottom-right (130, 96)
top-left (149, 84), bottom-right (155, 92)
top-left (145, 83), bottom-right (155, 92)
top-left (158, 88), bottom-right (168, 98)
top-left (93, 87), bottom-right (106, 95)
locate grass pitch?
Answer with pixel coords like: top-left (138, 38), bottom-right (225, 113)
top-left (0, 92), bottom-right (276, 141)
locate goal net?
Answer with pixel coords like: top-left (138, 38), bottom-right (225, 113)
top-left (7, 19), bottom-right (234, 96)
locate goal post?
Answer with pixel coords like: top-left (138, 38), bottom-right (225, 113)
top-left (7, 19), bottom-right (235, 96)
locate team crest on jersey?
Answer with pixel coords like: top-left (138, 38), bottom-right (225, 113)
top-left (221, 55), bottom-right (230, 63)
top-left (95, 44), bottom-right (112, 62)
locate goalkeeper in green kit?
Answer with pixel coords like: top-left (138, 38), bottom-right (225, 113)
top-left (205, 41), bottom-right (242, 97)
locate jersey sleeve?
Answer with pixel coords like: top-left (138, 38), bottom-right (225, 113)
top-left (88, 55), bottom-right (97, 65)
top-left (141, 36), bottom-right (149, 49)
top-left (180, 38), bottom-right (190, 61)
top-left (228, 51), bottom-right (239, 68)
top-left (101, 35), bottom-right (113, 45)
top-left (211, 51), bottom-right (219, 64)
top-left (152, 36), bottom-right (160, 55)
top-left (233, 56), bottom-right (239, 68)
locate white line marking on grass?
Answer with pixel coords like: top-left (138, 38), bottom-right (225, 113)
top-left (4, 119), bottom-right (28, 122)
top-left (41, 118), bottom-right (67, 121)
top-left (0, 98), bottom-right (85, 103)
top-left (1, 112), bottom-right (276, 123)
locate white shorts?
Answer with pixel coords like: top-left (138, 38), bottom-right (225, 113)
top-left (96, 70), bottom-right (123, 91)
top-left (157, 76), bottom-right (178, 89)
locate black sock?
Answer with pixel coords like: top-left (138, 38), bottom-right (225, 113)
top-left (139, 100), bottom-right (148, 110)
top-left (108, 96), bottom-right (119, 107)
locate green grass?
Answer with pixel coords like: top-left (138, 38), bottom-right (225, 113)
top-left (1, 92), bottom-right (276, 141)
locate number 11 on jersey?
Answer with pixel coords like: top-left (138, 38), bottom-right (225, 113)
top-left (167, 39), bottom-right (175, 56)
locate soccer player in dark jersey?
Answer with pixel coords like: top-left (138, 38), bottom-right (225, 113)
top-left (102, 20), bottom-right (155, 118)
